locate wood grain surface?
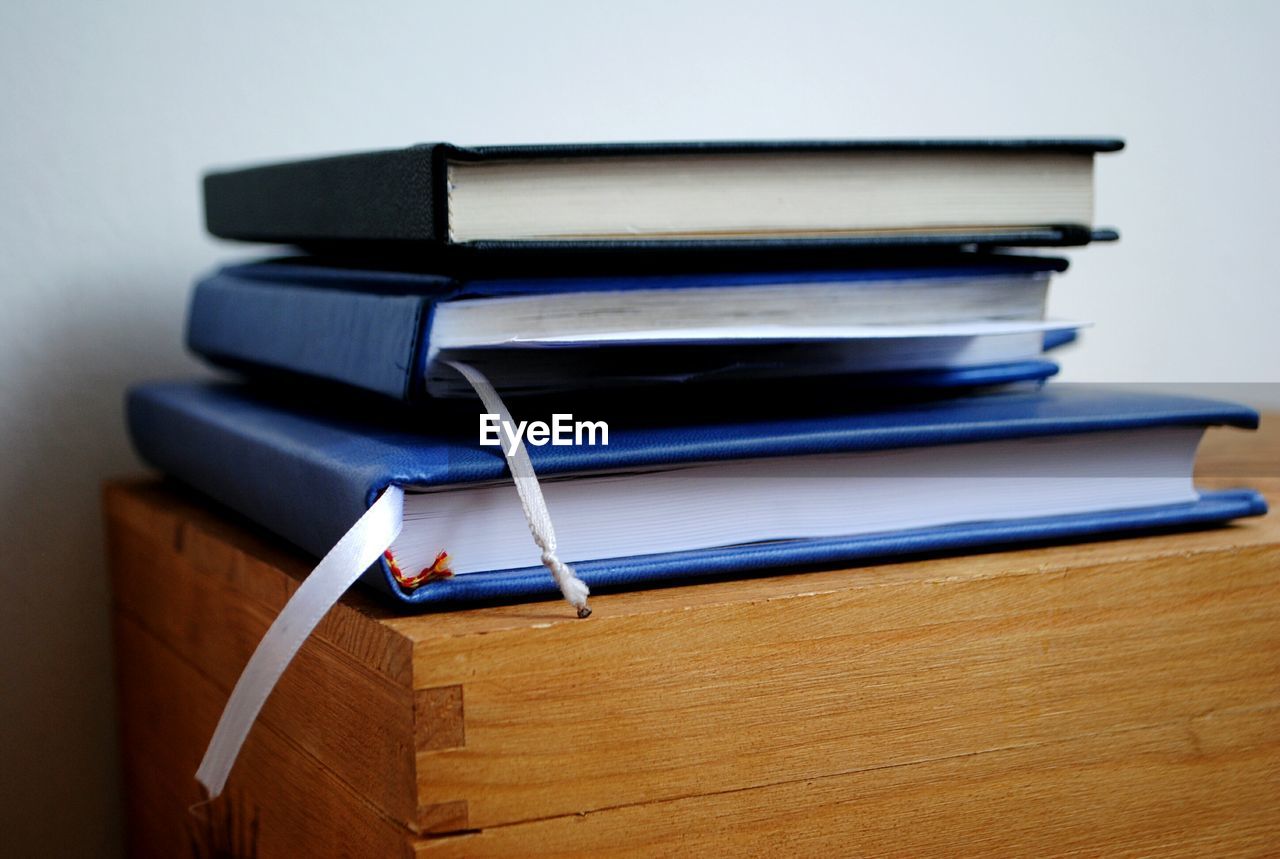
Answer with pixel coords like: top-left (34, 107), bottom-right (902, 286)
top-left (106, 418), bottom-right (1280, 856)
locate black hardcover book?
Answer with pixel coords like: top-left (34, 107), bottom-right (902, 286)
top-left (204, 138), bottom-right (1123, 258)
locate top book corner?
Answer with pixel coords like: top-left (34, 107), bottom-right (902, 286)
top-left (203, 138), bottom-right (1124, 257)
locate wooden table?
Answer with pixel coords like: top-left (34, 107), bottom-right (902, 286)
top-left (106, 420), bottom-right (1280, 857)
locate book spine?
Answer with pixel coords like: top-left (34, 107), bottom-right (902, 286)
top-left (186, 270), bottom-right (436, 401)
top-left (125, 385), bottom-right (380, 563)
top-left (203, 145), bottom-right (445, 244)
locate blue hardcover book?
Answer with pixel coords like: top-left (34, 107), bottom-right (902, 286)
top-left (188, 256), bottom-right (1079, 400)
top-left (127, 381), bottom-right (1266, 607)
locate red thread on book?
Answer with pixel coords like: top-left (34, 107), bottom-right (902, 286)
top-left (384, 549), bottom-right (453, 589)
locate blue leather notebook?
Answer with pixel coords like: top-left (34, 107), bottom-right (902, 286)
top-left (203, 138), bottom-right (1123, 256)
top-left (127, 381), bottom-right (1266, 607)
top-left (188, 256), bottom-right (1077, 401)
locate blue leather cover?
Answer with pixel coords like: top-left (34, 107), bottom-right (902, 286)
top-left (187, 272), bottom-right (442, 400)
top-left (1042, 327), bottom-right (1077, 351)
top-left (188, 257), bottom-right (1072, 402)
top-left (126, 381), bottom-right (1267, 607)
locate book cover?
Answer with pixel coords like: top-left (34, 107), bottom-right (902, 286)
top-left (126, 380), bottom-right (1266, 606)
top-left (204, 138), bottom-right (1123, 256)
top-left (187, 256), bottom-right (1075, 401)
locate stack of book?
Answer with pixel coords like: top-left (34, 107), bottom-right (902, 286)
top-left (126, 139), bottom-right (1266, 796)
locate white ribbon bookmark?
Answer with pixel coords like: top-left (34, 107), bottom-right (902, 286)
top-left (195, 362), bottom-right (589, 799)
top-left (445, 360), bottom-right (592, 617)
top-left (195, 485), bottom-right (404, 797)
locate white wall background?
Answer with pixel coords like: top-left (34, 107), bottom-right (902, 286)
top-left (1, 1), bottom-right (1277, 854)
